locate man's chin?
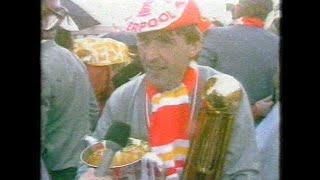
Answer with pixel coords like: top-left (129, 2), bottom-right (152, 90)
top-left (147, 78), bottom-right (182, 92)
top-left (146, 72), bottom-right (163, 80)
top-left (145, 76), bottom-right (165, 89)
top-left (146, 76), bottom-right (162, 85)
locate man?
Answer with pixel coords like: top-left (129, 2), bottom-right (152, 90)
top-left (78, 0), bottom-right (259, 179)
top-left (255, 70), bottom-right (280, 180)
top-left (41, 0), bottom-right (100, 179)
top-left (198, 0), bottom-right (279, 121)
top-left (265, 3), bottom-right (280, 36)
top-left (256, 102), bottom-right (280, 180)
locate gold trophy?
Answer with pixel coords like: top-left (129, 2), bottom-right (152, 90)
top-left (183, 74), bottom-right (243, 180)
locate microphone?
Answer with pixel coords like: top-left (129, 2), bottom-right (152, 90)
top-left (94, 121), bottom-right (131, 177)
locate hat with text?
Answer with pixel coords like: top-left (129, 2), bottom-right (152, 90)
top-left (125, 0), bottom-right (213, 33)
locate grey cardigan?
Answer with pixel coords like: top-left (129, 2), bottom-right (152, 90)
top-left (79, 65), bottom-right (260, 179)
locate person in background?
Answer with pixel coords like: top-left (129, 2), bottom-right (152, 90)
top-left (266, 16), bottom-right (280, 36)
top-left (73, 37), bottom-right (133, 112)
top-left (41, 0), bottom-right (100, 179)
top-left (111, 44), bottom-right (145, 88)
top-left (256, 71), bottom-right (280, 180)
top-left (198, 0), bottom-right (279, 122)
top-left (265, 3), bottom-right (280, 36)
top-left (101, 32), bottom-right (145, 89)
top-left (55, 27), bottom-right (74, 51)
top-left (78, 0), bottom-right (260, 179)
top-left (83, 64), bottom-right (113, 112)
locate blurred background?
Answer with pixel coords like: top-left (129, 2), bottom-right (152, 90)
top-left (64, 0), bottom-right (280, 37)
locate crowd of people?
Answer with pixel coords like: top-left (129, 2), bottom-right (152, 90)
top-left (41, 0), bottom-right (280, 179)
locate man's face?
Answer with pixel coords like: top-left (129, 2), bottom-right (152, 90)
top-left (137, 30), bottom-right (197, 92)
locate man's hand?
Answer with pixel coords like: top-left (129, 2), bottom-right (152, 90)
top-left (252, 95), bottom-right (274, 121)
top-left (141, 152), bottom-right (165, 179)
top-left (79, 168), bottom-right (112, 180)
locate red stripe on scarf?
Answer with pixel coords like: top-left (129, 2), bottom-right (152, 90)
top-left (235, 17), bottom-right (265, 28)
top-left (165, 160), bottom-right (185, 176)
top-left (175, 160), bottom-right (185, 168)
top-left (149, 105), bottom-right (191, 146)
top-left (146, 65), bottom-right (198, 179)
top-left (146, 67), bottom-right (197, 147)
top-left (166, 167), bottom-right (177, 176)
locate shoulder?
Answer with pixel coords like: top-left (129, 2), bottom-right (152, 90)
top-left (42, 41), bottom-right (78, 62)
top-left (202, 26), bottom-right (239, 47)
top-left (42, 41), bottom-right (66, 55)
top-left (205, 26), bottom-right (239, 37)
top-left (263, 30), bottom-right (280, 45)
top-left (197, 64), bottom-right (222, 79)
top-left (42, 41), bottom-right (85, 69)
top-left (204, 27), bottom-right (226, 41)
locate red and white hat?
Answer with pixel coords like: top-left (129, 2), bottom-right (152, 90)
top-left (125, 0), bottom-right (213, 33)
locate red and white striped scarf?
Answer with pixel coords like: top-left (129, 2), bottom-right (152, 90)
top-left (234, 17), bottom-right (265, 28)
top-left (145, 62), bottom-right (198, 179)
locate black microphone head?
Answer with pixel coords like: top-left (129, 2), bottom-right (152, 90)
top-left (104, 121), bottom-right (131, 148)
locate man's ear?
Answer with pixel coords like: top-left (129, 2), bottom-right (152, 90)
top-left (188, 41), bottom-right (202, 58)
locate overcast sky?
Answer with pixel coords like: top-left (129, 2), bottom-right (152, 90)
top-left (71, 0), bottom-right (234, 27)
top-left (71, 0), bottom-right (279, 28)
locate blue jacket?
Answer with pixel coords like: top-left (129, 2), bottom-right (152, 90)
top-left (198, 25), bottom-right (279, 104)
